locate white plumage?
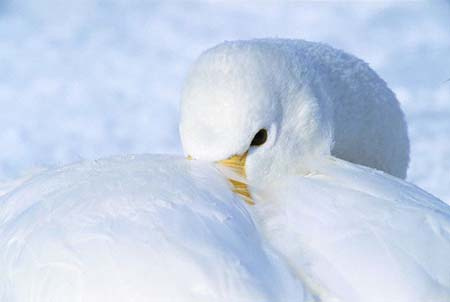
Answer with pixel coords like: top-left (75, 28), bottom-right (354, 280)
top-left (0, 155), bottom-right (306, 302)
top-left (254, 157), bottom-right (450, 302)
top-left (1, 39), bottom-right (448, 302)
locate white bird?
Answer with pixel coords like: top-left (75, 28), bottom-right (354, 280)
top-left (2, 38), bottom-right (449, 302)
top-left (0, 155), bottom-right (307, 301)
top-left (180, 39), bottom-right (450, 302)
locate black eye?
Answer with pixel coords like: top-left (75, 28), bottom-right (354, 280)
top-left (251, 129), bottom-right (268, 146)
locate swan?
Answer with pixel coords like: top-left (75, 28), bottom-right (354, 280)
top-left (180, 39), bottom-right (450, 302)
top-left (1, 38), bottom-right (448, 302)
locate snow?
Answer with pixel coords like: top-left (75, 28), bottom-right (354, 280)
top-left (0, 154), bottom-right (307, 302)
top-left (0, 1), bottom-right (449, 201)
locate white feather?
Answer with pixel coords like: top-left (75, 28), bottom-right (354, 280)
top-left (252, 157), bottom-right (450, 302)
top-left (0, 155), bottom-right (308, 302)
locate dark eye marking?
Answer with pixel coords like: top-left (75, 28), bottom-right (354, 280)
top-left (251, 129), bottom-right (268, 147)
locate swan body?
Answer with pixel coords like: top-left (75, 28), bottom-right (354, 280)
top-left (254, 157), bottom-right (450, 302)
top-left (0, 155), bottom-right (306, 302)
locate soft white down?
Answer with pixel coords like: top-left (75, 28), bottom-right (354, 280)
top-left (0, 155), bottom-right (307, 302)
top-left (254, 157), bottom-right (450, 302)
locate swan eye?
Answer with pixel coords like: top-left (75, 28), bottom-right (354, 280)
top-left (251, 129), bottom-right (268, 147)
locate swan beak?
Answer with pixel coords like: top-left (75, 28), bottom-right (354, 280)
top-left (217, 152), bottom-right (254, 205)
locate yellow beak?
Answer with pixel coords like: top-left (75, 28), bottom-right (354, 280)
top-left (217, 152), bottom-right (254, 205)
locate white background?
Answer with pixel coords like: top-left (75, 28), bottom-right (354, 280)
top-left (0, 0), bottom-right (449, 202)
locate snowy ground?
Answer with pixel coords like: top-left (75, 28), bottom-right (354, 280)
top-left (0, 1), bottom-right (449, 202)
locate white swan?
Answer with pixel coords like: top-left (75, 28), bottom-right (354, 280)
top-left (180, 39), bottom-right (450, 302)
top-left (0, 156), bottom-right (307, 301)
top-left (1, 38), bottom-right (448, 302)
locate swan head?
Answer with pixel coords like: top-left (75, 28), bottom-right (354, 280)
top-left (180, 40), bottom-right (333, 196)
top-left (180, 39), bottom-right (409, 203)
